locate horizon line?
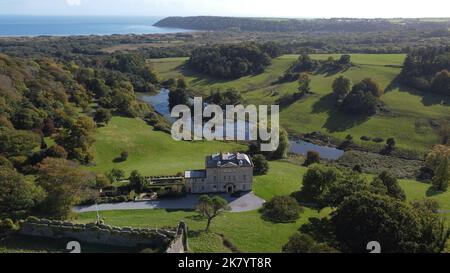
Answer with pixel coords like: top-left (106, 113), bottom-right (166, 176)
top-left (0, 14), bottom-right (449, 20)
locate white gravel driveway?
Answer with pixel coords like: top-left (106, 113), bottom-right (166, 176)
top-left (74, 192), bottom-right (265, 213)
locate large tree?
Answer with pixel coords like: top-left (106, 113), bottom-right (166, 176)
top-left (299, 164), bottom-right (340, 205)
top-left (0, 167), bottom-right (45, 219)
top-left (331, 192), bottom-right (423, 253)
top-left (430, 70), bottom-right (450, 95)
top-left (56, 116), bottom-right (96, 163)
top-left (37, 158), bottom-right (96, 219)
top-left (332, 76), bottom-right (352, 102)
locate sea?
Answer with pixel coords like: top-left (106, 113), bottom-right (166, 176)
top-left (0, 16), bottom-right (191, 36)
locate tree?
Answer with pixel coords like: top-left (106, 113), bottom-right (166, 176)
top-left (129, 170), bottom-right (147, 193)
top-left (381, 137), bottom-right (396, 155)
top-left (410, 199), bottom-right (450, 253)
top-left (323, 172), bottom-right (371, 208)
top-left (196, 195), bottom-right (229, 232)
top-left (252, 154), bottom-right (269, 175)
top-left (0, 167), bottom-right (45, 219)
top-left (271, 128), bottom-right (290, 159)
top-left (283, 233), bottom-right (338, 253)
top-left (332, 192), bottom-right (423, 253)
top-left (56, 116), bottom-right (96, 163)
top-left (338, 55), bottom-right (351, 66)
top-left (332, 76), bottom-right (352, 102)
top-left (169, 88), bottom-right (189, 111)
top-left (430, 70), bottom-right (450, 95)
top-left (95, 174), bottom-right (112, 189)
top-left (340, 90), bottom-right (378, 116)
top-left (0, 128), bottom-right (40, 157)
top-left (352, 78), bottom-right (384, 97)
top-left (37, 158), bottom-right (95, 219)
top-left (177, 78), bottom-right (188, 89)
top-left (298, 73), bottom-right (311, 94)
top-left (94, 108), bottom-right (112, 125)
top-left (107, 168), bottom-right (125, 183)
top-left (291, 54), bottom-right (318, 72)
top-left (262, 196), bottom-right (303, 223)
top-left (304, 151), bottom-right (320, 166)
top-left (45, 145), bottom-right (68, 159)
top-left (432, 157), bottom-right (449, 192)
top-left (300, 164), bottom-right (340, 204)
top-left (371, 171), bottom-right (406, 201)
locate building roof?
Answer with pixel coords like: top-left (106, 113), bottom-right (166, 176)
top-left (185, 170), bottom-right (207, 179)
top-left (206, 152), bottom-right (253, 168)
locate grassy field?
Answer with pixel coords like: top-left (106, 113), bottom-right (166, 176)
top-left (79, 158), bottom-right (450, 253)
top-left (87, 117), bottom-right (245, 176)
top-left (149, 54), bottom-right (450, 152)
top-left (77, 205), bottom-right (328, 253)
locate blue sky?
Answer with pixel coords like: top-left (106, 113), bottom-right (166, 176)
top-left (0, 0), bottom-right (449, 18)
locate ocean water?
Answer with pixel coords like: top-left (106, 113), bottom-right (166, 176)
top-left (0, 16), bottom-right (191, 36)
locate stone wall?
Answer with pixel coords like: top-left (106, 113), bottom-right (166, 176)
top-left (18, 218), bottom-right (188, 253)
top-left (166, 221), bottom-right (189, 253)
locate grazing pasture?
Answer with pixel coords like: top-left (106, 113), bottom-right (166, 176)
top-left (150, 54), bottom-right (450, 152)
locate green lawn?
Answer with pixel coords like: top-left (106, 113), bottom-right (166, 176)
top-left (254, 161), bottom-right (307, 200)
top-left (77, 207), bottom-right (327, 253)
top-left (87, 117), bottom-right (245, 176)
top-left (80, 159), bottom-right (450, 253)
top-left (150, 54), bottom-right (450, 152)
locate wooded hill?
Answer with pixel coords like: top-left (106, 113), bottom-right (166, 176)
top-left (155, 16), bottom-right (450, 33)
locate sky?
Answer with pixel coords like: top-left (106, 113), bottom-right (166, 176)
top-left (0, 0), bottom-right (449, 18)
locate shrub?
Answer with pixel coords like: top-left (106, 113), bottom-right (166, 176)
top-left (283, 233), bottom-right (338, 253)
top-left (0, 218), bottom-right (16, 234)
top-left (304, 151), bottom-right (321, 166)
top-left (95, 174), bottom-right (112, 189)
top-left (262, 196), bottom-right (303, 223)
top-left (360, 136), bottom-right (371, 141)
top-left (108, 168), bottom-right (125, 183)
top-left (372, 137), bottom-right (384, 143)
top-left (120, 151), bottom-right (129, 162)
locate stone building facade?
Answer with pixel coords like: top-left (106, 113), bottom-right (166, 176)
top-left (185, 153), bottom-right (254, 194)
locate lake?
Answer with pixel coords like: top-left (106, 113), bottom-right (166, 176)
top-left (0, 16), bottom-right (192, 36)
top-left (139, 89), bottom-right (345, 160)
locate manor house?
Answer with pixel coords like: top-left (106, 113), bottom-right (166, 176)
top-left (184, 153), bottom-right (254, 194)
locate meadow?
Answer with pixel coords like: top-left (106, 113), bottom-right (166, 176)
top-left (149, 54), bottom-right (450, 152)
top-left (86, 117), bottom-right (245, 176)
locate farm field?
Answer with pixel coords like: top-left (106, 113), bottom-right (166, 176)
top-left (149, 54), bottom-right (450, 152)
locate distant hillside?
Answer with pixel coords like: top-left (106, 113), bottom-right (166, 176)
top-left (154, 16), bottom-right (450, 33)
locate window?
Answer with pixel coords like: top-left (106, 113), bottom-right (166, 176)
top-left (243, 175), bottom-right (247, 181)
top-left (243, 185), bottom-right (246, 190)
top-left (214, 176), bottom-right (217, 182)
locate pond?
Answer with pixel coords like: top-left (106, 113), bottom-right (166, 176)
top-left (139, 89), bottom-right (345, 160)
top-left (289, 140), bottom-right (344, 161)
